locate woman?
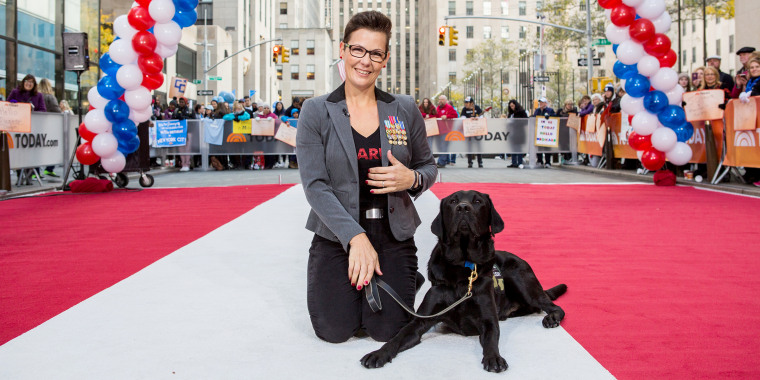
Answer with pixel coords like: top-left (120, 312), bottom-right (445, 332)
top-left (418, 97), bottom-right (436, 118)
top-left (8, 74), bottom-right (46, 112)
top-left (506, 99), bottom-right (528, 168)
top-left (678, 73), bottom-right (691, 92)
top-left (691, 67), bottom-right (705, 90)
top-left (699, 66), bottom-right (731, 105)
top-left (577, 95), bottom-right (593, 117)
top-left (273, 101), bottom-right (285, 117)
top-left (557, 99), bottom-right (578, 117)
top-left (60, 100), bottom-right (73, 114)
top-left (297, 11), bottom-right (437, 343)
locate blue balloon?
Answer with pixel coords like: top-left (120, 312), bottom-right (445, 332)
top-left (99, 54), bottom-right (121, 77)
top-left (612, 44), bottom-right (619, 55)
top-left (643, 90), bottom-right (669, 114)
top-left (117, 136), bottom-right (141, 155)
top-left (104, 99), bottom-right (131, 123)
top-left (220, 91), bottom-right (235, 104)
top-left (635, 14), bottom-right (641, 20)
top-left (148, 27), bottom-right (154, 34)
top-left (173, 0), bottom-right (199, 12)
top-left (672, 122), bottom-right (695, 143)
top-left (613, 61), bottom-right (638, 80)
top-left (658, 105), bottom-right (687, 129)
top-left (97, 75), bottom-right (125, 100)
top-left (625, 74), bottom-right (651, 98)
top-left (173, 9), bottom-right (198, 28)
top-left (112, 120), bottom-right (138, 141)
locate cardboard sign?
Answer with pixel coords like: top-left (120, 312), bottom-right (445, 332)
top-left (424, 118), bottom-right (440, 137)
top-left (233, 119), bottom-right (252, 134)
top-left (608, 113), bottom-right (638, 159)
top-left (535, 117), bottom-right (560, 147)
top-left (585, 113), bottom-right (597, 133)
top-left (723, 99), bottom-right (760, 168)
top-left (566, 113), bottom-right (581, 130)
top-left (274, 123), bottom-right (297, 147)
top-left (252, 118), bottom-right (275, 136)
top-left (154, 120), bottom-right (187, 147)
top-left (463, 117), bottom-right (488, 137)
top-left (0, 101), bottom-right (32, 133)
top-left (168, 77), bottom-right (188, 100)
top-left (729, 98), bottom-right (758, 131)
top-left (683, 90), bottom-right (724, 121)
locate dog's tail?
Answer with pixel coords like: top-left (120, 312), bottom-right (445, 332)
top-left (545, 284), bottom-right (567, 300)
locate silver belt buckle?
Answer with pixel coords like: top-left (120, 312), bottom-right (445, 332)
top-left (365, 208), bottom-right (384, 219)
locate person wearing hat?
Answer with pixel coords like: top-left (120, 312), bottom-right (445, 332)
top-left (461, 96), bottom-right (484, 168)
top-left (706, 55), bottom-right (734, 92)
top-left (532, 97), bottom-right (556, 168)
top-left (731, 47), bottom-right (757, 99)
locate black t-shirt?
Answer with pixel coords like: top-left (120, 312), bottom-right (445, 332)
top-left (460, 105), bottom-right (483, 118)
top-left (352, 127), bottom-right (388, 212)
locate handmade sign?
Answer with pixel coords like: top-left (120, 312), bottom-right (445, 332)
top-left (462, 117), bottom-right (487, 137)
top-left (252, 118), bottom-right (275, 136)
top-left (683, 90), bottom-right (724, 121)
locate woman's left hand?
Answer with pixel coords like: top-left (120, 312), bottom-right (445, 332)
top-left (367, 150), bottom-right (415, 194)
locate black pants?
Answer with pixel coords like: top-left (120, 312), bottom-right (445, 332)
top-left (467, 154), bottom-right (483, 166)
top-left (307, 216), bottom-right (418, 343)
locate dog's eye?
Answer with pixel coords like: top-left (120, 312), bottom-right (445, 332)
top-left (474, 199), bottom-right (481, 204)
top-left (450, 198), bottom-right (457, 204)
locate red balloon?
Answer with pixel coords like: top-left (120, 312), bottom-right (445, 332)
top-left (138, 53), bottom-right (163, 75)
top-left (78, 123), bottom-right (96, 142)
top-left (627, 115), bottom-right (634, 125)
top-left (643, 34), bottom-right (672, 57)
top-left (135, 0), bottom-right (152, 7)
top-left (88, 105), bottom-right (95, 111)
top-left (629, 19), bottom-right (655, 43)
top-left (628, 132), bottom-right (652, 151)
top-left (142, 72), bottom-right (164, 90)
top-left (76, 142), bottom-right (100, 166)
top-left (132, 31), bottom-right (158, 56)
top-left (598, 0), bottom-right (623, 10)
top-left (641, 148), bottom-right (666, 171)
top-left (127, 6), bottom-right (155, 31)
top-left (610, 5), bottom-right (636, 27)
top-left (658, 49), bottom-right (678, 68)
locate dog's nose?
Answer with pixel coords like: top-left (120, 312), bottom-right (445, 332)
top-left (456, 202), bottom-right (472, 212)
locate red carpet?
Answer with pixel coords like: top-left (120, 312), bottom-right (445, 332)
top-left (430, 183), bottom-right (760, 379)
top-left (0, 184), bottom-right (292, 346)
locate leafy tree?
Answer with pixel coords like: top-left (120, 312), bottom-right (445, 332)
top-left (460, 38), bottom-right (516, 114)
top-left (669, 0), bottom-right (734, 20)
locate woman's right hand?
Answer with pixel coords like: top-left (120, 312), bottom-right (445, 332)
top-left (348, 233), bottom-right (383, 290)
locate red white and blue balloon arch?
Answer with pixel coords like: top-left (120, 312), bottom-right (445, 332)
top-left (76, 0), bottom-right (198, 173)
top-left (601, 0), bottom-right (694, 170)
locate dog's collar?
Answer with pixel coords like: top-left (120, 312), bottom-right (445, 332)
top-left (464, 261), bottom-right (476, 270)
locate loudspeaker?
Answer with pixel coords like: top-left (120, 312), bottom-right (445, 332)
top-left (62, 32), bottom-right (90, 72)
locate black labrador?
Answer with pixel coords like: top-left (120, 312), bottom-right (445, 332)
top-left (361, 190), bottom-right (567, 372)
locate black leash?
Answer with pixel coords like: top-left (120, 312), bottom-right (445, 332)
top-left (365, 264), bottom-right (478, 319)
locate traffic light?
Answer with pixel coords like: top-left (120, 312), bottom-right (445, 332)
top-left (281, 47), bottom-right (290, 63)
top-left (438, 26), bottom-right (446, 46)
top-left (273, 45), bottom-right (280, 63)
top-left (449, 26), bottom-right (459, 46)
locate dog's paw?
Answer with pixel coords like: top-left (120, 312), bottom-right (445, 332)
top-left (360, 350), bottom-right (393, 369)
top-left (542, 313), bottom-right (562, 328)
top-left (481, 355), bottom-right (509, 373)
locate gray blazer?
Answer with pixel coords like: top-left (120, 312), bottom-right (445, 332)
top-left (297, 84), bottom-right (438, 251)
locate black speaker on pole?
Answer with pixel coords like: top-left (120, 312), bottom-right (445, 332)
top-left (62, 32), bottom-right (90, 71)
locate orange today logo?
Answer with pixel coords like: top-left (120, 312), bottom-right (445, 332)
top-left (445, 131), bottom-right (465, 141)
top-left (5, 133), bottom-right (14, 149)
top-left (227, 133), bottom-right (247, 143)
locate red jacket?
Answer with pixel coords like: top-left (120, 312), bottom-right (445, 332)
top-left (436, 103), bottom-right (458, 118)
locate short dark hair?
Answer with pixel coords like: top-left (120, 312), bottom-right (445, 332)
top-left (18, 74), bottom-right (38, 96)
top-left (342, 11), bottom-right (392, 50)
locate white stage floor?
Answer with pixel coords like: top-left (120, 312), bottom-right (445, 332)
top-left (0, 186), bottom-right (613, 379)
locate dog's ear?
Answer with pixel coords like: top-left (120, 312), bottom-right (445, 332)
top-left (485, 194), bottom-right (505, 235)
top-left (431, 198), bottom-right (446, 241)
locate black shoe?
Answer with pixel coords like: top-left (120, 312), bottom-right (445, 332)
top-left (468, 164), bottom-right (473, 168)
top-left (437, 164), bottom-right (446, 168)
top-left (507, 164), bottom-right (518, 168)
top-left (478, 164), bottom-right (484, 168)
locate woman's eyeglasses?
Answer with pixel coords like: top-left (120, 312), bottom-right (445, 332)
top-left (344, 43), bottom-right (387, 63)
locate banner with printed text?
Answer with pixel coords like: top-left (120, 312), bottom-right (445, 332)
top-left (154, 119), bottom-right (188, 148)
top-left (723, 98), bottom-right (760, 168)
top-left (576, 115), bottom-right (604, 156)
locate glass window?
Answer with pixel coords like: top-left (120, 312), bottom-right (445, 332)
top-left (17, 45), bottom-right (55, 84)
top-left (466, 1), bottom-right (473, 16)
top-left (176, 45), bottom-right (196, 80)
top-left (484, 26), bottom-right (491, 39)
top-left (502, 1), bottom-right (509, 15)
top-left (280, 2), bottom-right (287, 15)
top-left (291, 64), bottom-right (299, 79)
top-left (501, 26), bottom-right (509, 39)
top-left (692, 47), bottom-right (696, 63)
top-left (519, 1), bottom-right (526, 16)
top-left (466, 26), bottom-right (473, 39)
top-left (519, 26), bottom-right (526, 39)
top-left (449, 72), bottom-right (456, 82)
top-left (683, 50), bottom-right (687, 63)
top-left (196, 2), bottom-right (213, 25)
top-left (716, 39), bottom-right (721, 56)
top-left (306, 64), bottom-right (315, 80)
top-left (537, 0), bottom-right (543, 11)
top-left (503, 71), bottom-right (510, 84)
top-left (579, 1), bottom-right (585, 12)
top-left (291, 40), bottom-right (299, 55)
top-left (448, 1), bottom-right (456, 16)
top-left (279, 23), bottom-right (287, 28)
top-left (449, 49), bottom-right (456, 61)
top-left (0, 2), bottom-right (6, 37)
top-left (692, 20), bottom-right (695, 33)
top-left (483, 1), bottom-right (491, 15)
top-left (729, 35), bottom-right (734, 54)
top-left (306, 40), bottom-right (315, 55)
top-left (276, 64), bottom-right (283, 80)
top-left (17, 2), bottom-right (56, 50)
top-left (0, 41), bottom-right (5, 98)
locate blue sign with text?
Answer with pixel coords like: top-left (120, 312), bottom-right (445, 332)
top-left (155, 120), bottom-right (188, 147)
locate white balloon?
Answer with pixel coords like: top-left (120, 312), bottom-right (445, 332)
top-left (616, 40), bottom-right (646, 65)
top-left (116, 64), bottom-right (144, 91)
top-left (108, 39), bottom-right (138, 65)
top-left (605, 9), bottom-right (612, 19)
top-left (666, 142), bottom-right (692, 166)
top-left (92, 132), bottom-right (119, 158)
top-left (155, 43), bottom-right (179, 59)
top-left (124, 87), bottom-right (153, 111)
top-left (636, 150), bottom-right (644, 160)
top-left (87, 86), bottom-right (109, 109)
top-left (637, 55), bottom-right (661, 78)
top-left (620, 94), bottom-right (646, 115)
top-left (84, 109), bottom-right (112, 134)
top-left (632, 111), bottom-right (660, 136)
top-left (651, 11), bottom-right (672, 34)
top-left (622, 0), bottom-right (645, 6)
top-left (129, 106), bottom-right (154, 123)
top-left (113, 15), bottom-right (138, 41)
top-left (605, 24), bottom-right (630, 45)
top-left (651, 126), bottom-right (677, 152)
top-left (101, 151), bottom-right (127, 173)
top-left (636, 0), bottom-right (667, 20)
top-left (154, 21), bottom-right (182, 47)
top-left (650, 68), bottom-right (679, 91)
top-left (149, 0), bottom-right (176, 24)
top-left (665, 84), bottom-right (685, 105)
